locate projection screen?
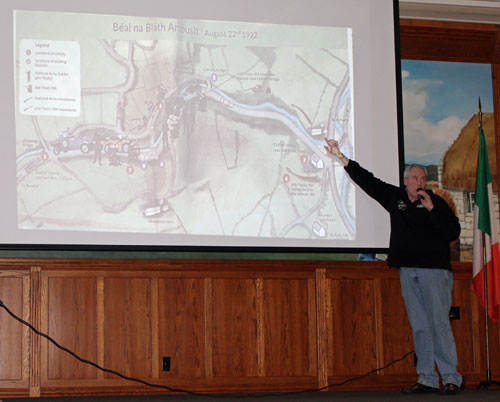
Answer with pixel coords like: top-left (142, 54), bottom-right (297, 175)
top-left (2, 0), bottom-right (403, 250)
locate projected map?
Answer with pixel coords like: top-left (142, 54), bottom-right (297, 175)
top-left (15, 11), bottom-right (355, 242)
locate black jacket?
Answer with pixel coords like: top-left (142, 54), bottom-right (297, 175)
top-left (345, 160), bottom-right (461, 270)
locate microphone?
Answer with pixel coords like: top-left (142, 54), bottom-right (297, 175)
top-left (417, 188), bottom-right (425, 201)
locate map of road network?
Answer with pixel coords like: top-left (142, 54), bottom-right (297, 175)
top-left (15, 11), bottom-right (356, 242)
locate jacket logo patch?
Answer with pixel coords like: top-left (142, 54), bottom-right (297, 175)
top-left (397, 200), bottom-right (407, 211)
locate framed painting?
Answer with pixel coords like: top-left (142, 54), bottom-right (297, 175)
top-left (402, 60), bottom-right (494, 260)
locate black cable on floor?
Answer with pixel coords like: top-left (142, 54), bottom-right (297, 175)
top-left (0, 299), bottom-right (414, 398)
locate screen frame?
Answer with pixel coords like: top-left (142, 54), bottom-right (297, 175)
top-left (2, 0), bottom-right (404, 254)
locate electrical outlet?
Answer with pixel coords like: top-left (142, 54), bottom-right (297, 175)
top-left (449, 306), bottom-right (460, 320)
top-left (162, 357), bottom-right (171, 371)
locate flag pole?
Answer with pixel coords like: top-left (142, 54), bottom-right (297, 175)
top-left (477, 97), bottom-right (500, 390)
top-left (480, 215), bottom-right (493, 389)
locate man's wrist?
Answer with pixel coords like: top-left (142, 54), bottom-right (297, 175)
top-left (339, 155), bottom-right (349, 166)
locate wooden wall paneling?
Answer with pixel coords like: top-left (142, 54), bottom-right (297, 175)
top-left (0, 272), bottom-right (29, 391)
top-left (322, 264), bottom-right (418, 389)
top-left (307, 278), bottom-right (318, 378)
top-left (0, 276), bottom-right (23, 380)
top-left (45, 276), bottom-right (98, 381)
top-left (210, 278), bottom-right (258, 377)
top-left (315, 269), bottom-right (328, 390)
top-left (450, 279), bottom-right (476, 374)
top-left (493, 61), bottom-right (500, 214)
top-left (487, 317), bottom-right (500, 374)
top-left (2, 259), bottom-right (496, 396)
top-left (444, 263), bottom-right (500, 383)
top-left (103, 277), bottom-right (153, 379)
top-left (256, 278), bottom-right (265, 377)
top-left (158, 278), bottom-right (206, 378)
top-left (327, 279), bottom-right (378, 376)
top-left (491, 33), bottom-right (500, 379)
top-left (262, 278), bottom-right (314, 379)
top-left (471, 288), bottom-right (483, 376)
top-left (151, 277), bottom-right (159, 380)
top-left (30, 266), bottom-right (41, 397)
top-left (399, 20), bottom-right (497, 62)
top-left (22, 274), bottom-right (31, 388)
top-left (204, 278), bottom-right (213, 379)
top-left (472, 294), bottom-right (500, 377)
top-left (377, 278), bottom-right (414, 377)
top-left (495, 31), bottom-right (500, 65)
top-left (492, 24), bottom-right (500, 289)
top-left (373, 279), bottom-right (385, 378)
top-left (491, 33), bottom-right (500, 376)
top-left (96, 277), bottom-right (104, 380)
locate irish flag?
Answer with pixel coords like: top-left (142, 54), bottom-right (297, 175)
top-left (472, 125), bottom-right (500, 323)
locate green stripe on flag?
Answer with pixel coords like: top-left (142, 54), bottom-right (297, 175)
top-left (475, 126), bottom-right (491, 235)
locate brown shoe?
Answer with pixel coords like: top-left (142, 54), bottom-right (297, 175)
top-left (438, 383), bottom-right (462, 395)
top-left (401, 383), bottom-right (439, 394)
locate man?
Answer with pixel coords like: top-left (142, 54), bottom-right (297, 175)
top-left (93, 131), bottom-right (103, 165)
top-left (324, 138), bottom-right (463, 395)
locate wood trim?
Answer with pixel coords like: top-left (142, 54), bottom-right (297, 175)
top-left (22, 275), bottom-right (31, 385)
top-left (494, 31), bottom-right (500, 64)
top-left (29, 266), bottom-right (41, 397)
top-left (204, 278), bottom-right (213, 379)
top-left (400, 18), bottom-right (500, 32)
top-left (315, 268), bottom-right (328, 390)
top-left (373, 279), bottom-right (385, 375)
top-left (308, 278), bottom-right (318, 378)
top-left (0, 268), bottom-right (30, 395)
top-left (1, 257), bottom-right (471, 274)
top-left (96, 277), bottom-right (104, 380)
top-left (0, 257), bottom-right (343, 272)
top-left (399, 20), bottom-right (498, 62)
top-left (472, 291), bottom-right (483, 373)
top-left (493, 61), bottom-right (500, 214)
top-left (256, 278), bottom-right (265, 377)
top-left (151, 277), bottom-right (159, 379)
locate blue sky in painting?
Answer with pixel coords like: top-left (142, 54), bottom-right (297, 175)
top-left (401, 60), bottom-right (493, 165)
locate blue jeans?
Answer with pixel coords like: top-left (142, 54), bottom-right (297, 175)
top-left (399, 267), bottom-right (462, 388)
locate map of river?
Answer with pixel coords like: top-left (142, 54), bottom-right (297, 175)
top-left (15, 10), bottom-right (355, 242)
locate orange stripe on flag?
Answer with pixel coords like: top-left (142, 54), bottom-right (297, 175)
top-left (472, 243), bottom-right (500, 323)
top-left (472, 126), bottom-right (500, 323)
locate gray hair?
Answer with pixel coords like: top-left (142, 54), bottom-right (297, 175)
top-left (404, 164), bottom-right (427, 178)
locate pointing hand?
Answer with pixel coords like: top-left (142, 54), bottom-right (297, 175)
top-left (324, 138), bottom-right (349, 166)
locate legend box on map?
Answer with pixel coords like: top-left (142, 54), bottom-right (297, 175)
top-left (19, 39), bottom-right (81, 117)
